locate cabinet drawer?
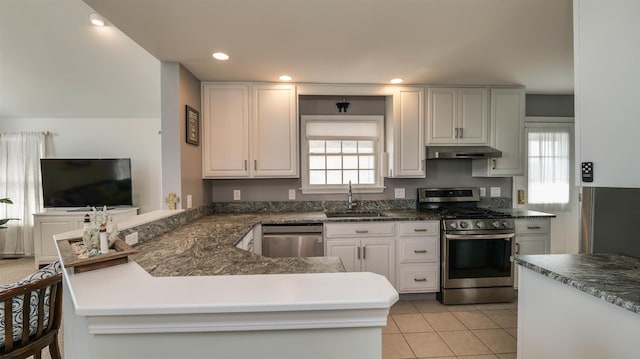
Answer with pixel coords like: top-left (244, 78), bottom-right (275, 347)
top-left (398, 237), bottom-right (438, 263)
top-left (397, 264), bottom-right (439, 293)
top-left (398, 221), bottom-right (439, 237)
top-left (515, 219), bottom-right (550, 234)
top-left (324, 222), bottom-right (395, 238)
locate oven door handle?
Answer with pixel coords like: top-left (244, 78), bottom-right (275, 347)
top-left (445, 233), bottom-right (515, 240)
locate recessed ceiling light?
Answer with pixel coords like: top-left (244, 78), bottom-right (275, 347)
top-left (212, 52), bottom-right (230, 61)
top-left (279, 75), bottom-right (293, 81)
top-left (390, 78), bottom-right (404, 84)
top-left (89, 14), bottom-right (107, 27)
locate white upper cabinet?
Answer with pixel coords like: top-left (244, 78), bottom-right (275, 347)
top-left (385, 87), bottom-right (425, 178)
top-left (472, 88), bottom-right (525, 177)
top-left (202, 84), bottom-right (250, 177)
top-left (426, 87), bottom-right (489, 145)
top-left (251, 85), bottom-right (298, 177)
top-left (202, 83), bottom-right (298, 178)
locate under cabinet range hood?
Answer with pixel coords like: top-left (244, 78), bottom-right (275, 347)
top-left (426, 145), bottom-right (502, 159)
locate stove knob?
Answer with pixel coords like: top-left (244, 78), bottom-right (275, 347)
top-left (459, 221), bottom-right (468, 229)
top-left (492, 221), bottom-right (501, 228)
top-left (449, 222), bottom-right (457, 229)
top-left (475, 221), bottom-right (485, 229)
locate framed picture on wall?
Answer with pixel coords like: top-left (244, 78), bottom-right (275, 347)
top-left (186, 105), bottom-right (200, 146)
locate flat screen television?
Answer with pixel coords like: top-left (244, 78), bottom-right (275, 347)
top-left (41, 158), bottom-right (133, 208)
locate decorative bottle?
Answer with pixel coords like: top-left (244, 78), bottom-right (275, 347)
top-left (99, 224), bottom-right (109, 254)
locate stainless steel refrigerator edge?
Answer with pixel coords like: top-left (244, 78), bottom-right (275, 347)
top-left (580, 187), bottom-right (640, 258)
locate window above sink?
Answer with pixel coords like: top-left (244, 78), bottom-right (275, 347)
top-left (301, 115), bottom-right (385, 194)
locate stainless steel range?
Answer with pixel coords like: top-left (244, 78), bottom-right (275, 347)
top-left (418, 188), bottom-right (516, 305)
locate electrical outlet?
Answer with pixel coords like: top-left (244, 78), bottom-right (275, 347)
top-left (187, 194), bottom-right (192, 209)
top-left (288, 189), bottom-right (296, 200)
top-left (490, 187), bottom-right (501, 197)
top-left (233, 190), bottom-right (241, 201)
top-left (125, 232), bottom-right (139, 246)
top-left (394, 188), bottom-right (405, 199)
top-left (479, 187), bottom-right (487, 197)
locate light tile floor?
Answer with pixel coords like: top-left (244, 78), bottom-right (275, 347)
top-left (384, 299), bottom-right (517, 359)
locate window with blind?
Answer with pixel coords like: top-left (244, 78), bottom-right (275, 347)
top-left (526, 123), bottom-right (573, 211)
top-left (301, 115), bottom-right (384, 194)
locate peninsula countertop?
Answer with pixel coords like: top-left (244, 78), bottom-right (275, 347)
top-left (514, 253), bottom-right (640, 314)
top-left (131, 210), bottom-right (440, 277)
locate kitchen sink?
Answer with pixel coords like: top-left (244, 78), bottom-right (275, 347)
top-left (324, 211), bottom-right (387, 218)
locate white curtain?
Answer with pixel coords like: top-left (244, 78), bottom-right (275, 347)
top-left (527, 124), bottom-right (572, 212)
top-left (0, 132), bottom-right (47, 256)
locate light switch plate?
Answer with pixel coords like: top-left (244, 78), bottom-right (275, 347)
top-left (394, 188), bottom-right (406, 199)
top-left (479, 187), bottom-right (487, 197)
top-left (233, 190), bottom-right (241, 201)
top-left (288, 189), bottom-right (296, 200)
top-left (490, 187), bottom-right (501, 197)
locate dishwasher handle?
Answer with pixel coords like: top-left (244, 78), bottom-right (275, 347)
top-left (262, 224), bottom-right (324, 234)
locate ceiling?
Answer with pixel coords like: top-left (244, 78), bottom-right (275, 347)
top-left (0, 0), bottom-right (573, 120)
top-left (84, 0), bottom-right (574, 94)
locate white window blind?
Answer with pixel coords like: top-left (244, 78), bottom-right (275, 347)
top-left (301, 115), bottom-right (384, 194)
top-left (527, 124), bottom-right (572, 211)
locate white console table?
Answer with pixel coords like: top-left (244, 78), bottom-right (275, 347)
top-left (33, 207), bottom-right (138, 268)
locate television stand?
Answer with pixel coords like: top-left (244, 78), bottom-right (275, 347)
top-left (33, 207), bottom-right (139, 268)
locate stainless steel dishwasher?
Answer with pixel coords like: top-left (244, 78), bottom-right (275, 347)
top-left (261, 224), bottom-right (324, 258)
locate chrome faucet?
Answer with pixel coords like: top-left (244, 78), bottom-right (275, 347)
top-left (347, 181), bottom-right (357, 211)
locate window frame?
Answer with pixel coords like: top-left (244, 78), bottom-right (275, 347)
top-left (301, 115), bottom-right (385, 194)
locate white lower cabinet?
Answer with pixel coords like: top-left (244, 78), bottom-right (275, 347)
top-left (514, 217), bottom-right (551, 288)
top-left (324, 222), bottom-right (395, 287)
top-left (33, 208), bottom-right (138, 268)
top-left (396, 221), bottom-right (440, 293)
top-left (325, 220), bottom-right (441, 293)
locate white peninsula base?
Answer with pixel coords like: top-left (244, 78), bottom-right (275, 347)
top-left (61, 263), bottom-right (397, 359)
top-left (517, 266), bottom-right (640, 359)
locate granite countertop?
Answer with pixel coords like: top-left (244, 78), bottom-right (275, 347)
top-left (132, 210), bottom-right (439, 277)
top-left (495, 208), bottom-right (556, 218)
top-left (514, 254), bottom-right (640, 314)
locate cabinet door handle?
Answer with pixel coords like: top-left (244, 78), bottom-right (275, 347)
top-left (414, 249), bottom-right (427, 253)
top-left (414, 278), bottom-right (427, 282)
top-left (527, 226), bottom-right (542, 229)
top-left (363, 246), bottom-right (366, 260)
top-left (459, 127), bottom-right (463, 138)
top-left (413, 228), bottom-right (428, 232)
top-left (355, 230), bottom-right (369, 234)
top-left (421, 159), bottom-right (425, 171)
top-left (357, 246), bottom-right (361, 260)
top-left (492, 159), bottom-right (497, 169)
top-left (455, 127), bottom-right (459, 138)
top-left (254, 160), bottom-right (257, 171)
top-left (244, 160), bottom-right (247, 171)
top-left (515, 242), bottom-right (520, 255)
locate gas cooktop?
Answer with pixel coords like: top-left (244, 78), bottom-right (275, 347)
top-left (417, 187), bottom-right (512, 220)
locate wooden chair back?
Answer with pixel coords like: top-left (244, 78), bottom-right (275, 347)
top-left (0, 273), bottom-right (63, 359)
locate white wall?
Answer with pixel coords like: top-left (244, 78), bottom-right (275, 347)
top-left (574, 0), bottom-right (640, 187)
top-left (161, 63), bottom-right (182, 209)
top-left (0, 118), bottom-right (162, 214)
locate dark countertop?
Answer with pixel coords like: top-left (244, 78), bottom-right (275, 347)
top-left (495, 208), bottom-right (556, 218)
top-left (514, 254), bottom-right (640, 315)
top-left (132, 210), bottom-right (439, 277)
